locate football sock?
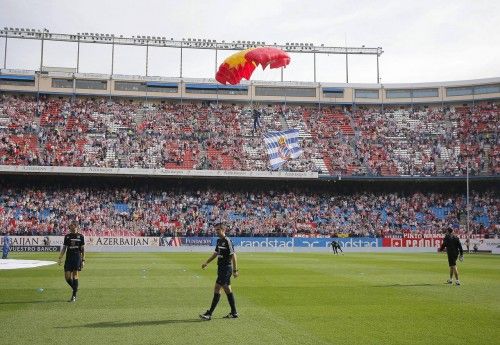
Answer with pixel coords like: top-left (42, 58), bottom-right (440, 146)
top-left (72, 279), bottom-right (79, 297)
top-left (209, 293), bottom-right (220, 314)
top-left (65, 278), bottom-right (73, 288)
top-left (227, 292), bottom-right (237, 314)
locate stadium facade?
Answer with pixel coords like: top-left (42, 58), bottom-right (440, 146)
top-left (0, 68), bottom-right (499, 105)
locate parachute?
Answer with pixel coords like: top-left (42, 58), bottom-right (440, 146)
top-left (216, 47), bottom-right (291, 85)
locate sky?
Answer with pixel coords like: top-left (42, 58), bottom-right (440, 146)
top-left (1, 0), bottom-right (499, 84)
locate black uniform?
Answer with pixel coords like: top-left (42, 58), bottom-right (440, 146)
top-left (440, 233), bottom-right (463, 267)
top-left (331, 240), bottom-right (342, 254)
top-left (331, 241), bottom-right (337, 253)
top-left (63, 233), bottom-right (85, 271)
top-left (252, 110), bottom-right (261, 131)
top-left (215, 236), bottom-right (235, 286)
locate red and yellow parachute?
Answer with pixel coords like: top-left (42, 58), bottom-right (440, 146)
top-left (216, 47), bottom-right (291, 85)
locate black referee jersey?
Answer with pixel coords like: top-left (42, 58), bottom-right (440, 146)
top-left (215, 237), bottom-right (235, 266)
top-left (64, 233), bottom-right (85, 259)
top-left (440, 233), bottom-right (463, 257)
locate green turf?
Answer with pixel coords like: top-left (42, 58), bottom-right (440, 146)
top-left (0, 252), bottom-right (499, 345)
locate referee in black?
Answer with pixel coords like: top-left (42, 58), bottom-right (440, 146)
top-left (330, 240), bottom-right (344, 255)
top-left (200, 222), bottom-right (239, 320)
top-left (439, 227), bottom-right (463, 286)
top-left (58, 222), bottom-right (85, 302)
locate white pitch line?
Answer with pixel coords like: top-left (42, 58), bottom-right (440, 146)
top-left (0, 259), bottom-right (57, 270)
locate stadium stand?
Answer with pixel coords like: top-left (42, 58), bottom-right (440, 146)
top-left (0, 94), bottom-right (498, 176)
top-left (0, 184), bottom-right (497, 238)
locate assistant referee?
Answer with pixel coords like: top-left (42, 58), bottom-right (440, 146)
top-left (200, 222), bottom-right (239, 320)
top-left (439, 227), bottom-right (463, 286)
top-left (58, 222), bottom-right (85, 302)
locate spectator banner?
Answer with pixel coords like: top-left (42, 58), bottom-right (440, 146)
top-left (0, 165), bottom-right (318, 179)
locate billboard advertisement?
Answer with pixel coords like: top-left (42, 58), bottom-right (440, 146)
top-left (8, 236), bottom-right (496, 251)
top-left (158, 237), bottom-right (381, 248)
top-left (294, 237), bottom-right (381, 248)
top-left (86, 236), bottom-right (160, 247)
top-left (382, 237), bottom-right (444, 248)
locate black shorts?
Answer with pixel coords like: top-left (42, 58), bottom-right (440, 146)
top-left (216, 265), bottom-right (232, 286)
top-left (447, 254), bottom-right (458, 267)
top-left (64, 256), bottom-right (82, 272)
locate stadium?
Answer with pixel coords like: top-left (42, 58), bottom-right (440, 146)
top-left (0, 2), bottom-right (499, 345)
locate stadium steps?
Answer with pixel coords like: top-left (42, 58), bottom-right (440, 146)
top-left (144, 146), bottom-right (158, 168)
top-left (282, 109), bottom-right (312, 139)
top-left (280, 115), bottom-right (289, 130)
top-left (321, 154), bottom-right (334, 175)
top-left (0, 114), bottom-right (10, 129)
top-left (346, 111), bottom-right (371, 175)
top-left (66, 117), bottom-right (76, 131)
top-left (243, 143), bottom-right (262, 160)
top-left (435, 158), bottom-right (444, 175)
top-left (481, 145), bottom-right (491, 174)
top-left (439, 146), bottom-right (450, 160)
top-left (459, 213), bottom-right (467, 229)
top-left (105, 139), bottom-right (117, 163)
top-left (311, 158), bottom-right (328, 175)
top-left (298, 129), bottom-right (312, 138)
top-left (134, 110), bottom-right (145, 126)
top-left (340, 124), bottom-right (355, 136)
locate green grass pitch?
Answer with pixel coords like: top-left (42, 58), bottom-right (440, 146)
top-left (1, 252), bottom-right (499, 345)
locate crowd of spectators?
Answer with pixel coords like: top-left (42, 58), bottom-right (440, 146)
top-left (0, 94), bottom-right (498, 176)
top-left (0, 185), bottom-right (497, 238)
top-left (352, 104), bottom-right (499, 176)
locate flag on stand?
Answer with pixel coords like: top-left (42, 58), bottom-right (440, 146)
top-left (263, 129), bottom-right (303, 170)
